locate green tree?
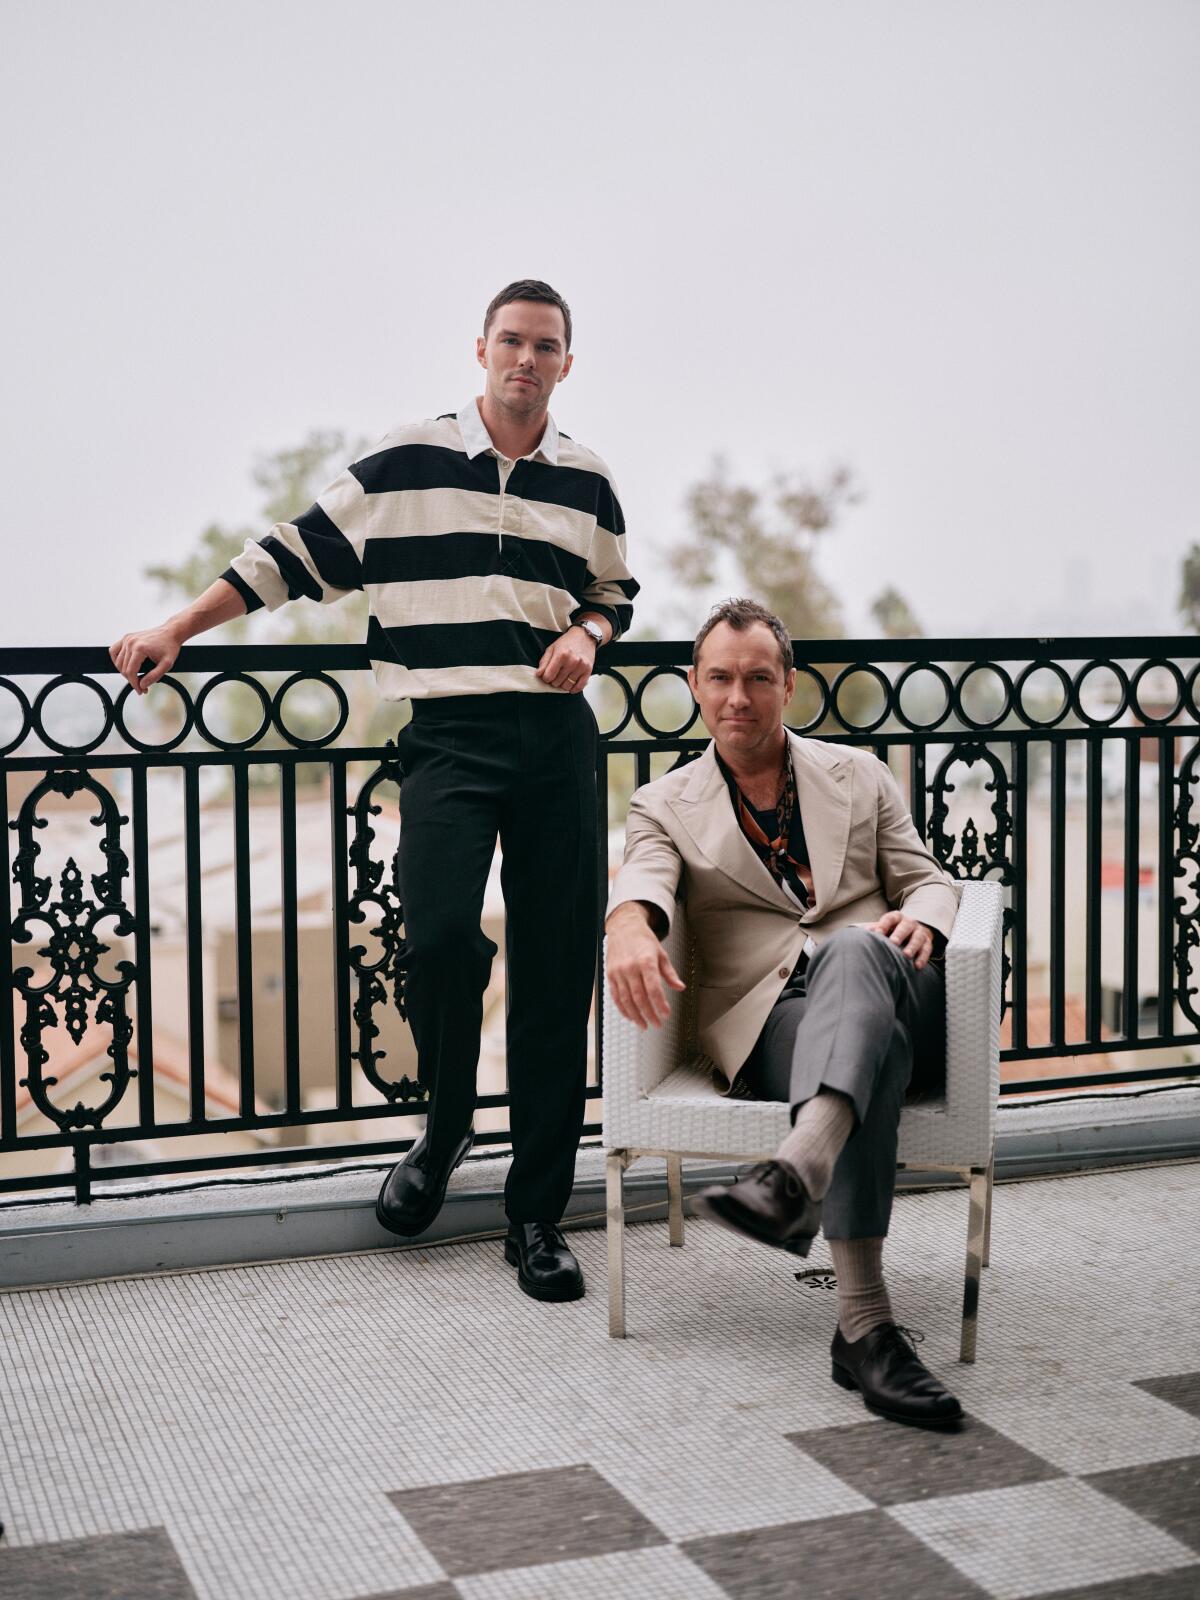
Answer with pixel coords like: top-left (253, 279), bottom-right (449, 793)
top-left (870, 586), bottom-right (923, 639)
top-left (668, 457), bottom-right (862, 639)
top-left (1179, 543), bottom-right (1200, 633)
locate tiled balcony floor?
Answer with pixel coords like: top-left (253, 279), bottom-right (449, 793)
top-left (1, 1162), bottom-right (1198, 1600)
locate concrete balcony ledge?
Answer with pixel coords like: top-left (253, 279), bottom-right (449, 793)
top-left (2, 1088), bottom-right (1198, 1292)
top-left (0, 1147), bottom-right (716, 1293)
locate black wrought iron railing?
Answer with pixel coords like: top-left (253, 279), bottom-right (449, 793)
top-left (2, 637), bottom-right (1197, 1203)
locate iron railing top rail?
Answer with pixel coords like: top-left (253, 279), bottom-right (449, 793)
top-left (2, 634), bottom-right (1199, 677)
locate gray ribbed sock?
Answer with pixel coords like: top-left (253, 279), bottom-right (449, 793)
top-left (776, 1088), bottom-right (856, 1200)
top-left (829, 1236), bottom-right (893, 1344)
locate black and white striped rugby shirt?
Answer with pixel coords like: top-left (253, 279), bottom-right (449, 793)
top-left (221, 399), bottom-right (638, 701)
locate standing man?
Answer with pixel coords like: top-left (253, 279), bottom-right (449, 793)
top-left (110, 280), bottom-right (637, 1303)
top-left (605, 600), bottom-right (964, 1425)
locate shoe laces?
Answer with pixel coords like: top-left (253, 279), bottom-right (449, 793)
top-left (744, 1160), bottom-right (804, 1200)
top-left (526, 1222), bottom-right (565, 1252)
top-left (880, 1323), bottom-right (926, 1357)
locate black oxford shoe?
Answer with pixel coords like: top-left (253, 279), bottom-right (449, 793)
top-left (376, 1129), bottom-right (473, 1238)
top-left (693, 1159), bottom-right (822, 1256)
top-left (831, 1322), bottom-right (964, 1429)
top-left (504, 1222), bottom-right (585, 1302)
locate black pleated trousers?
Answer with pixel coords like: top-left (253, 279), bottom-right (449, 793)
top-left (395, 692), bottom-right (600, 1223)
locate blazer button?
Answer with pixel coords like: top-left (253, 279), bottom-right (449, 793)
top-left (778, 966), bottom-right (789, 979)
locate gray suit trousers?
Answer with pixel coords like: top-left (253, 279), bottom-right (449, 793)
top-left (740, 926), bottom-right (945, 1240)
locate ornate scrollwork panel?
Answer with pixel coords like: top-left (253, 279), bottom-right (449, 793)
top-left (346, 747), bottom-right (424, 1103)
top-left (927, 743), bottom-right (1014, 1010)
top-left (1172, 740), bottom-right (1200, 1031)
top-left (9, 770), bottom-right (138, 1128)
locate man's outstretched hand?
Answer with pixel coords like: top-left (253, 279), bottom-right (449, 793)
top-left (109, 624), bottom-right (183, 694)
top-left (109, 579), bottom-right (251, 694)
top-left (865, 909), bottom-right (935, 970)
top-left (605, 902), bottom-right (686, 1029)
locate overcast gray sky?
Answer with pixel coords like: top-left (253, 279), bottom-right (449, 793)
top-left (3, 0), bottom-right (1197, 649)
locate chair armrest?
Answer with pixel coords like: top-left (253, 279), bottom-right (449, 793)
top-left (943, 879), bottom-right (1005, 1143)
top-left (602, 906), bottom-right (691, 1109)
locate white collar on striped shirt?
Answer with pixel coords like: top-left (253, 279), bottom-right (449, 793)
top-left (457, 397), bottom-right (560, 466)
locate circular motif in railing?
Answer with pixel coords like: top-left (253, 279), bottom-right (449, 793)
top-left (632, 665), bottom-right (700, 739)
top-left (588, 668), bottom-right (635, 739)
top-left (893, 662), bottom-right (954, 733)
top-left (31, 674), bottom-right (115, 755)
top-left (1071, 659), bottom-right (1129, 726)
top-left (1130, 659), bottom-right (1186, 726)
top-left (0, 677), bottom-right (33, 757)
top-left (193, 671), bottom-right (274, 750)
top-left (1014, 661), bottom-right (1072, 729)
top-left (113, 677), bottom-right (195, 753)
top-left (270, 671), bottom-right (350, 749)
top-left (952, 663), bottom-right (1013, 731)
top-left (784, 665), bottom-right (832, 735)
top-left (829, 663), bottom-right (892, 733)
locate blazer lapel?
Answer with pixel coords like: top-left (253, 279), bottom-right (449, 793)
top-left (790, 733), bottom-right (854, 918)
top-left (666, 745), bottom-right (793, 911)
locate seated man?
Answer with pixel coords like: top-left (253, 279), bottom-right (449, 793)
top-left (605, 598), bottom-right (964, 1429)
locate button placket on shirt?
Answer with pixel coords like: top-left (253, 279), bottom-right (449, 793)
top-left (494, 454), bottom-right (525, 576)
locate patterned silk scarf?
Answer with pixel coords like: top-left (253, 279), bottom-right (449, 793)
top-left (722, 746), bottom-right (812, 911)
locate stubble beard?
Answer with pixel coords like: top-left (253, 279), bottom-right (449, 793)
top-left (493, 372), bottom-right (548, 423)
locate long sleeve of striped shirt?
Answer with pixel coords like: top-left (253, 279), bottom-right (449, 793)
top-left (220, 403), bottom-right (639, 701)
top-left (221, 463), bottom-right (366, 614)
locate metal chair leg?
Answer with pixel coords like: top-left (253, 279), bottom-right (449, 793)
top-left (666, 1153), bottom-right (685, 1247)
top-left (607, 1150), bottom-right (628, 1338)
top-left (959, 1165), bottom-right (988, 1363)
top-left (982, 1151), bottom-right (995, 1269)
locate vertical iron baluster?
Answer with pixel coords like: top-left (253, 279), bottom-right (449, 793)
top-left (1085, 736), bottom-right (1102, 1043)
top-left (73, 1137), bottom-right (91, 1206)
top-left (0, 770), bottom-right (15, 1142)
top-left (595, 723), bottom-right (611, 1093)
top-left (1011, 741), bottom-right (1028, 1054)
top-left (910, 741), bottom-right (927, 835)
top-left (1123, 738), bottom-right (1141, 1040)
top-left (131, 765), bottom-right (156, 1127)
top-left (183, 764), bottom-right (206, 1123)
top-left (279, 762), bottom-right (301, 1117)
top-left (1158, 735), bottom-right (1174, 1038)
top-left (635, 748), bottom-right (651, 791)
top-left (232, 762), bottom-right (255, 1118)
top-left (330, 759), bottom-right (352, 1109)
top-left (1049, 740), bottom-right (1066, 1050)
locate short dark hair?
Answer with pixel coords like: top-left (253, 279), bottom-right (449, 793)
top-left (483, 279), bottom-right (573, 350)
top-left (693, 598), bottom-right (794, 673)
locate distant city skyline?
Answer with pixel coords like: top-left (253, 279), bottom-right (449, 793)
top-left (3, 0), bottom-right (1197, 649)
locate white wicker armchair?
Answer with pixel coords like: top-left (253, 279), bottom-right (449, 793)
top-left (602, 878), bottom-right (1005, 1361)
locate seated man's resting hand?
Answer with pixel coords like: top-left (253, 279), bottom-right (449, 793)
top-left (605, 902), bottom-right (686, 1030)
top-left (865, 910), bottom-right (936, 970)
top-left (109, 624), bottom-right (184, 694)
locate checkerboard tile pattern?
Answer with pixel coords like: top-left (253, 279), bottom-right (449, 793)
top-left (1, 1163), bottom-right (1199, 1599)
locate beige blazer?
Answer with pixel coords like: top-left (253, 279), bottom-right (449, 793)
top-left (608, 732), bottom-right (960, 1084)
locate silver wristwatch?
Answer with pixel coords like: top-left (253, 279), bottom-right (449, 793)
top-left (576, 618), bottom-right (605, 646)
